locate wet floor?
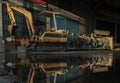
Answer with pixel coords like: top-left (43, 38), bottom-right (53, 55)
top-left (33, 66), bottom-right (120, 83)
top-left (0, 52), bottom-right (120, 83)
top-left (90, 54), bottom-right (120, 83)
top-left (90, 70), bottom-right (119, 83)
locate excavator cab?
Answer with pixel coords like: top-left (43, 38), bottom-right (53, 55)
top-left (27, 11), bottom-right (69, 52)
top-left (37, 11), bottom-right (68, 43)
top-left (39, 11), bottom-right (60, 31)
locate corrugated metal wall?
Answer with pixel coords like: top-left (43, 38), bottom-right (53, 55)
top-left (67, 19), bottom-right (80, 36)
top-left (2, 4), bottom-right (10, 36)
top-left (13, 10), bottom-right (29, 36)
top-left (50, 16), bottom-right (80, 36)
top-left (0, 2), bottom-right (3, 37)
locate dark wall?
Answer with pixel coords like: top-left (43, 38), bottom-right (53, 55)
top-left (72, 1), bottom-right (96, 34)
top-left (47, 0), bottom-right (59, 6)
top-left (48, 0), bottom-right (96, 34)
top-left (59, 0), bottom-right (72, 12)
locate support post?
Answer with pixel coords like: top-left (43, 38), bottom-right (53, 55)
top-left (0, 0), bottom-right (5, 52)
top-left (115, 24), bottom-right (117, 43)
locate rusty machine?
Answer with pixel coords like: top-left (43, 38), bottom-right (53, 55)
top-left (2, 1), bottom-right (114, 83)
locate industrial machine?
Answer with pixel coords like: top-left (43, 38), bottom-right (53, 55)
top-left (4, 2), bottom-right (69, 52)
top-left (2, 1), bottom-right (114, 83)
top-left (4, 1), bottom-right (113, 68)
top-left (5, 2), bottom-right (113, 52)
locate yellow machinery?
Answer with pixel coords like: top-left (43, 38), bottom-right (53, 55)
top-left (4, 1), bottom-right (114, 64)
top-left (27, 62), bottom-right (67, 83)
top-left (27, 10), bottom-right (69, 52)
top-left (6, 2), bottom-right (35, 36)
top-left (3, 2), bottom-right (114, 83)
top-left (5, 2), bottom-right (68, 52)
top-left (5, 2), bottom-right (34, 49)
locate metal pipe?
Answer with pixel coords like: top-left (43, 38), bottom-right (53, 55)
top-left (53, 13), bottom-right (57, 31)
top-left (53, 73), bottom-right (57, 83)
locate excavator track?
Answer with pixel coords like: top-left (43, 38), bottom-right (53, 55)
top-left (26, 43), bottom-right (65, 52)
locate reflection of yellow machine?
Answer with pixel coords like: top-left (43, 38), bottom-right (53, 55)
top-left (27, 62), bottom-right (67, 83)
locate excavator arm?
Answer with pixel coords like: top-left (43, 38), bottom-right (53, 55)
top-left (5, 2), bottom-right (35, 36)
top-left (6, 2), bottom-right (16, 25)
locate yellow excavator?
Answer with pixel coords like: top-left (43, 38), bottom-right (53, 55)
top-left (5, 2), bottom-right (68, 52)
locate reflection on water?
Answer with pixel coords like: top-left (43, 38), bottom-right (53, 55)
top-left (0, 53), bottom-right (120, 83)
